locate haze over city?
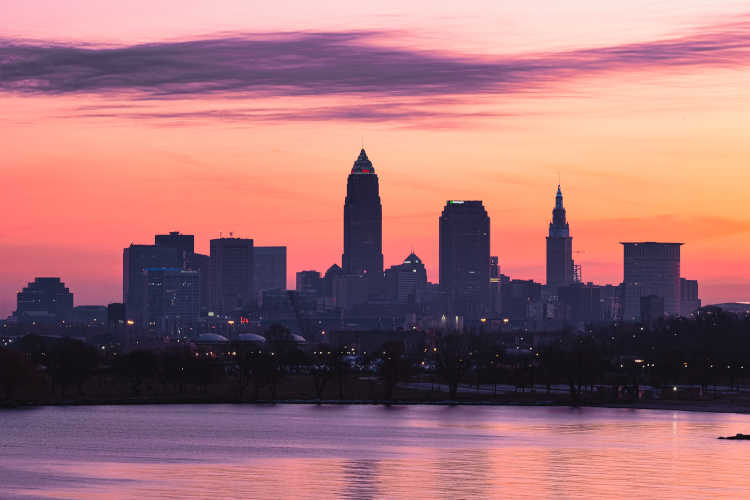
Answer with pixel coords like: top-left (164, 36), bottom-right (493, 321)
top-left (3, 1), bottom-right (750, 317)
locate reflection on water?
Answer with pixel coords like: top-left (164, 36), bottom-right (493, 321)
top-left (1, 405), bottom-right (750, 499)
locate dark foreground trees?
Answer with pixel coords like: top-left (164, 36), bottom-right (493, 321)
top-left (542, 335), bottom-right (604, 404)
top-left (45, 338), bottom-right (98, 397)
top-left (435, 334), bottom-right (469, 400)
top-left (0, 348), bottom-right (37, 400)
top-left (379, 341), bottom-right (410, 402)
top-left (2, 310), bottom-right (749, 406)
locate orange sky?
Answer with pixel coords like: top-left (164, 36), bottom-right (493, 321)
top-left (2, 1), bottom-right (750, 315)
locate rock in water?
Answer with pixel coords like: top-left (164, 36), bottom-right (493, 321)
top-left (719, 433), bottom-right (750, 440)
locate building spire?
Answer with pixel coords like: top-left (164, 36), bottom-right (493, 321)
top-left (547, 183), bottom-right (574, 288)
top-left (549, 184), bottom-right (569, 236)
top-left (351, 148), bottom-right (374, 174)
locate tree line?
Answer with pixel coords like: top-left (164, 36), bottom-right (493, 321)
top-left (1, 308), bottom-right (748, 405)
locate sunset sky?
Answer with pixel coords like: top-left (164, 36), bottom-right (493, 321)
top-left (2, 0), bottom-right (750, 316)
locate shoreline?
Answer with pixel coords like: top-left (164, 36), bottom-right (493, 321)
top-left (3, 398), bottom-right (750, 415)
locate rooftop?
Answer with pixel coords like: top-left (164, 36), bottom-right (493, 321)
top-left (620, 242), bottom-right (684, 246)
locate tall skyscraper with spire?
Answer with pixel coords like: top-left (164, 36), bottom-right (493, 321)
top-left (342, 149), bottom-right (383, 277)
top-left (546, 185), bottom-right (575, 291)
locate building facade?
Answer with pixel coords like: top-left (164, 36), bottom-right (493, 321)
top-left (439, 200), bottom-right (490, 318)
top-left (185, 252), bottom-right (209, 312)
top-left (155, 231), bottom-right (195, 266)
top-left (296, 270), bottom-right (323, 296)
top-left (680, 278), bottom-right (701, 317)
top-left (144, 268), bottom-right (200, 333)
top-left (107, 302), bottom-right (125, 328)
top-left (333, 273), bottom-right (369, 310)
top-left (546, 185), bottom-right (575, 291)
top-left (501, 279), bottom-right (543, 324)
top-left (558, 283), bottom-right (602, 325)
top-left (342, 149), bottom-right (383, 277)
top-left (489, 256), bottom-right (504, 315)
top-left (621, 242), bottom-right (682, 320)
top-left (72, 305), bottom-right (108, 326)
top-left (640, 295), bottom-right (665, 325)
top-left (123, 244), bottom-right (182, 323)
top-left (254, 246), bottom-right (287, 293)
top-left (385, 252), bottom-right (428, 304)
top-left (209, 237), bottom-right (254, 314)
top-left (14, 277), bottom-right (74, 324)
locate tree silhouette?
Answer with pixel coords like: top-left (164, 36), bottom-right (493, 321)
top-left (378, 341), bottom-right (409, 402)
top-left (309, 346), bottom-right (338, 401)
top-left (47, 338), bottom-right (98, 397)
top-left (435, 334), bottom-right (468, 401)
top-left (0, 348), bottom-right (36, 401)
top-left (114, 350), bottom-right (157, 396)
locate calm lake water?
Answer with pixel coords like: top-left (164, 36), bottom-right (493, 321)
top-left (2, 404), bottom-right (750, 499)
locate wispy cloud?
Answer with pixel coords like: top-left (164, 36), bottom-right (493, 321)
top-left (1, 17), bottom-right (749, 122)
top-left (59, 101), bottom-right (504, 126)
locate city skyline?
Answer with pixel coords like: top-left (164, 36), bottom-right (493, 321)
top-left (3, 1), bottom-right (750, 316)
top-left (7, 149), bottom-right (702, 328)
top-left (0, 153), bottom-right (734, 316)
top-left (4, 4), bottom-right (750, 498)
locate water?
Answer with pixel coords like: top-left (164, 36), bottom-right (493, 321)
top-left (1, 404), bottom-right (750, 499)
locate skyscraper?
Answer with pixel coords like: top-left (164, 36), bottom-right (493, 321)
top-left (14, 277), bottom-right (74, 324)
top-left (621, 242), bottom-right (682, 320)
top-left (439, 200), bottom-right (490, 317)
top-left (123, 244), bottom-right (181, 322)
top-left (209, 237), bottom-right (254, 314)
top-left (254, 246), bottom-right (287, 292)
top-left (155, 231), bottom-right (194, 266)
top-left (156, 231), bottom-right (209, 312)
top-left (546, 185), bottom-right (575, 290)
top-left (342, 149), bottom-right (383, 277)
